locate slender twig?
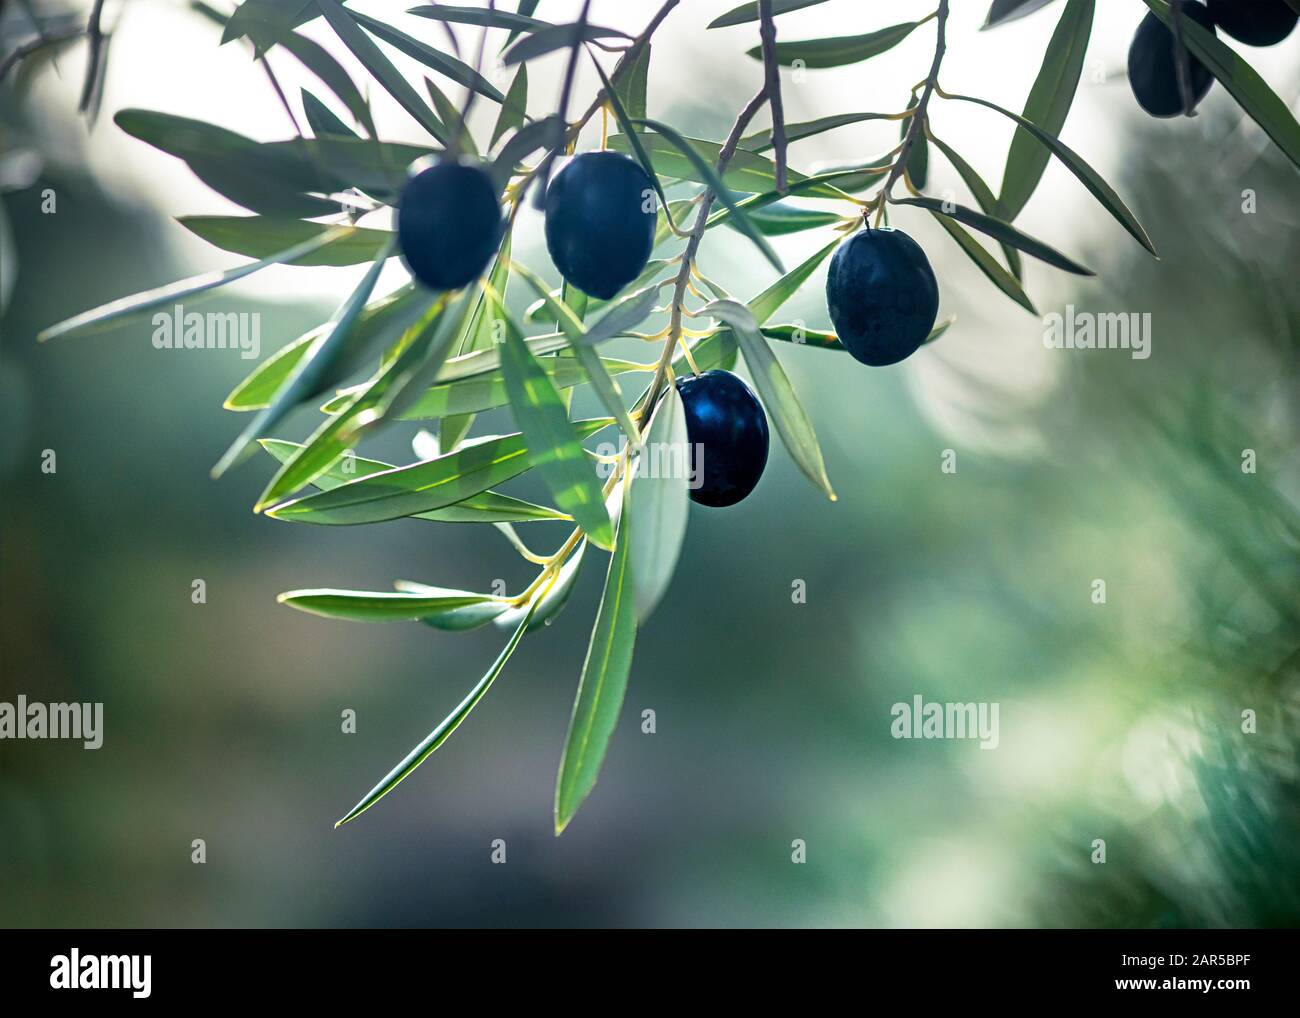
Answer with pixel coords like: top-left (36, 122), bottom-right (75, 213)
top-left (641, 86), bottom-right (770, 430)
top-left (881, 0), bottom-right (948, 210)
top-left (758, 0), bottom-right (787, 194)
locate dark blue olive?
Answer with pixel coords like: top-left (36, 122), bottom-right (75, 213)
top-left (826, 227), bottom-right (939, 367)
top-left (544, 151), bottom-right (657, 300)
top-left (1128, 5), bottom-right (1216, 118)
top-left (1207, 0), bottom-right (1296, 46)
top-left (398, 160), bottom-right (502, 291)
top-left (675, 370), bottom-right (769, 508)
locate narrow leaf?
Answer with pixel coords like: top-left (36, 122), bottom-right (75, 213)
top-left (178, 216), bottom-right (393, 267)
top-left (930, 211), bottom-right (1037, 314)
top-left (707, 300), bottom-right (836, 500)
top-left (554, 482), bottom-right (636, 834)
top-left (335, 606), bottom-right (536, 827)
top-left (502, 21), bottom-right (630, 66)
top-left (279, 587), bottom-right (507, 624)
top-left (927, 133), bottom-right (1022, 279)
top-left (747, 20), bottom-right (921, 69)
top-left (709, 0), bottom-right (831, 30)
top-left (628, 387), bottom-right (688, 622)
top-left (491, 64), bottom-right (528, 149)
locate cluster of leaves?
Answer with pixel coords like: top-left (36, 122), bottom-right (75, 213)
top-left (25, 0), bottom-right (1300, 833)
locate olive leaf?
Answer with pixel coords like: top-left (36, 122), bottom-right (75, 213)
top-left (266, 419), bottom-right (613, 526)
top-left (178, 216), bottom-right (394, 267)
top-left (278, 587), bottom-right (509, 625)
top-left (943, 91), bottom-right (1157, 256)
top-left (347, 9), bottom-right (506, 103)
top-left (406, 5), bottom-right (552, 34)
top-left (224, 284), bottom-right (430, 411)
top-left (981, 0), bottom-right (1058, 30)
top-left (301, 89), bottom-right (357, 138)
top-left (709, 0), bottom-right (832, 30)
top-left (491, 64), bottom-right (529, 149)
top-left (997, 0), bottom-right (1094, 221)
top-left (930, 211), bottom-right (1037, 314)
top-left (258, 439), bottom-right (569, 524)
top-left (497, 294), bottom-right (615, 550)
top-left (555, 481), bottom-right (636, 834)
top-left (628, 387), bottom-right (689, 622)
top-left (892, 196), bottom-right (1094, 275)
top-left (492, 540), bottom-right (588, 632)
top-left (743, 111), bottom-right (897, 153)
top-left (213, 236), bottom-right (397, 477)
top-left (315, 0), bottom-right (449, 141)
top-left (747, 20), bottom-right (923, 68)
top-left (335, 602), bottom-right (538, 828)
top-left (38, 226), bottom-right (348, 342)
top-left (927, 133), bottom-right (1022, 279)
top-left (706, 299), bottom-right (836, 501)
top-left (502, 21), bottom-right (631, 66)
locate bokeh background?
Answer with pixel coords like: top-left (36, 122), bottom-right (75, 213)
top-left (1, 0), bottom-right (1297, 928)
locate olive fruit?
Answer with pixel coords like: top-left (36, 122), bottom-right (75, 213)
top-left (674, 370), bottom-right (769, 508)
top-left (398, 160), bottom-right (503, 291)
top-left (1128, 4), bottom-right (1217, 118)
top-left (544, 151), bottom-right (657, 300)
top-left (825, 227), bottom-right (939, 368)
top-left (1207, 0), bottom-right (1297, 46)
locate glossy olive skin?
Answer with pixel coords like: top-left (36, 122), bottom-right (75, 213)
top-left (825, 227), bottom-right (939, 367)
top-left (398, 160), bottom-right (503, 291)
top-left (544, 152), bottom-right (657, 300)
top-left (1128, 4), bottom-right (1217, 118)
top-left (675, 370), bottom-right (769, 508)
top-left (1207, 0), bottom-right (1297, 45)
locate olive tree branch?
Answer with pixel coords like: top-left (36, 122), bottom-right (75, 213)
top-left (758, 0), bottom-right (788, 194)
top-left (879, 0), bottom-right (948, 219)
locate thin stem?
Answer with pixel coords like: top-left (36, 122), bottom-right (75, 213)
top-left (880, 0), bottom-right (948, 213)
top-left (758, 0), bottom-right (788, 194)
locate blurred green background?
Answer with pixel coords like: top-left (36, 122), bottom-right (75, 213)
top-left (1, 0), bottom-right (1297, 928)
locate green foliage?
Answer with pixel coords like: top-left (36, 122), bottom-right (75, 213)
top-left (28, 0), bottom-right (1300, 838)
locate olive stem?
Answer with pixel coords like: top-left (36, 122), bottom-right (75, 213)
top-left (879, 0), bottom-right (949, 221)
top-left (758, 0), bottom-right (789, 195)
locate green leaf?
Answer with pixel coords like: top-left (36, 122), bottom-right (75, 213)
top-left (113, 109), bottom-right (341, 217)
top-left (497, 300), bottom-right (614, 549)
top-left (491, 64), bottom-right (528, 149)
top-left (607, 129), bottom-right (849, 200)
top-left (743, 111), bottom-right (897, 152)
top-left (554, 481), bottom-right (636, 834)
top-left (221, 0), bottom-right (314, 46)
top-left (927, 133), bottom-right (1022, 279)
top-left (672, 330), bottom-right (739, 376)
top-left (439, 229), bottom-right (513, 452)
top-left (736, 202), bottom-right (843, 237)
top-left (502, 21), bottom-right (630, 65)
top-left (335, 605), bottom-right (536, 828)
top-left (254, 289), bottom-right (467, 509)
top-left (270, 27), bottom-right (377, 137)
top-left (998, 0), bottom-right (1093, 221)
top-left (37, 227), bottom-right (347, 342)
top-left (703, 164), bottom-right (877, 235)
top-left (423, 78), bottom-right (473, 157)
top-left (982, 0), bottom-right (1058, 30)
top-left (301, 89), bottom-right (357, 138)
top-left (747, 20), bottom-right (922, 68)
top-left (213, 236), bottom-right (397, 476)
top-left (406, 4), bottom-right (552, 33)
top-left (258, 438), bottom-right (570, 523)
top-left (178, 216), bottom-right (394, 267)
top-left (762, 315), bottom-right (955, 351)
top-left (492, 539), bottom-right (587, 631)
top-left (930, 211), bottom-right (1037, 314)
top-left (707, 299), bottom-right (836, 500)
top-left (348, 9), bottom-right (506, 104)
top-left (489, 114), bottom-right (563, 189)
top-left (628, 387), bottom-right (688, 622)
top-left (892, 196), bottom-right (1093, 275)
top-left (225, 284), bottom-right (430, 410)
top-left (266, 419), bottom-right (612, 526)
top-left (1143, 0), bottom-right (1300, 172)
top-left (278, 586), bottom-right (507, 625)
top-left (944, 91), bottom-right (1157, 256)
top-left (583, 285), bottom-right (662, 346)
top-left (634, 118), bottom-right (784, 273)
top-left (615, 38), bottom-right (651, 121)
top-left (315, 0), bottom-right (448, 141)
top-left (902, 95), bottom-right (929, 190)
top-left (748, 237), bottom-right (839, 325)
top-left (709, 0), bottom-right (832, 29)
